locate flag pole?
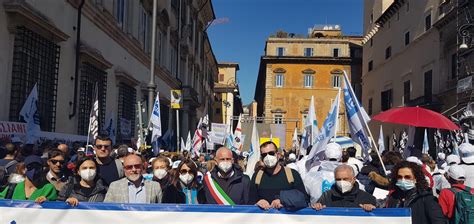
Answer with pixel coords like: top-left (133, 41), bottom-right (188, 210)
top-left (333, 88), bottom-right (341, 142)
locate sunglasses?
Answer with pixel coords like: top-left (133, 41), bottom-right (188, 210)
top-left (95, 144), bottom-right (111, 149)
top-left (50, 159), bottom-right (65, 165)
top-left (260, 151), bottom-right (276, 158)
top-left (124, 164), bottom-right (143, 170)
top-left (179, 169), bottom-right (193, 175)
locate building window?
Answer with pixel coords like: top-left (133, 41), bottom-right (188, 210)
top-left (274, 114), bottom-right (283, 124)
top-left (304, 48), bottom-right (313, 57)
top-left (368, 98), bottom-right (373, 115)
top-left (370, 13), bottom-right (373, 24)
top-left (219, 74), bottom-right (224, 82)
top-left (425, 13), bottom-right (431, 31)
top-left (139, 4), bottom-right (150, 53)
top-left (78, 62), bottom-right (107, 136)
top-left (451, 53), bottom-right (457, 80)
top-left (370, 38), bottom-right (373, 47)
top-left (304, 75), bottom-right (313, 87)
top-left (405, 32), bottom-right (410, 45)
top-left (117, 82), bottom-right (136, 143)
top-left (424, 70), bottom-right (433, 102)
top-left (275, 73), bottom-right (284, 87)
top-left (9, 26), bottom-right (60, 132)
top-left (381, 89), bottom-right (393, 111)
top-left (385, 46), bottom-right (392, 59)
top-left (406, 1), bottom-right (410, 12)
top-left (403, 80), bottom-right (411, 105)
top-left (368, 60), bottom-right (373, 71)
top-left (333, 48), bottom-right (340, 57)
top-left (116, 0), bottom-right (128, 30)
top-left (332, 75), bottom-right (341, 88)
top-left (277, 47), bottom-right (285, 56)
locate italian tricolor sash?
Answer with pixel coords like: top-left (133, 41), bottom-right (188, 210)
top-left (203, 172), bottom-right (236, 205)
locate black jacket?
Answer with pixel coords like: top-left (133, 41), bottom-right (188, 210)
top-left (203, 167), bottom-right (251, 205)
top-left (57, 177), bottom-right (107, 202)
top-left (317, 182), bottom-right (376, 208)
top-left (386, 188), bottom-right (446, 224)
top-left (162, 182), bottom-right (206, 204)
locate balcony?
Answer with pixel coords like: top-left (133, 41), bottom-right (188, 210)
top-left (182, 85), bottom-right (200, 108)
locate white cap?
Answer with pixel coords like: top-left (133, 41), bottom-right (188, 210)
top-left (406, 156), bottom-right (422, 165)
top-left (172, 160), bottom-right (181, 169)
top-left (459, 143), bottom-right (474, 164)
top-left (447, 165), bottom-right (465, 181)
top-left (437, 152), bottom-right (446, 161)
top-left (446, 154), bottom-right (461, 165)
top-left (325, 143), bottom-right (342, 161)
top-left (288, 153), bottom-right (296, 161)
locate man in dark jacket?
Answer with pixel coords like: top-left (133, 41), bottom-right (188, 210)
top-left (312, 164), bottom-right (376, 211)
top-left (203, 147), bottom-right (251, 205)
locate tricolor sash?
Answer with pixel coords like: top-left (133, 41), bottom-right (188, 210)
top-left (203, 172), bottom-right (236, 205)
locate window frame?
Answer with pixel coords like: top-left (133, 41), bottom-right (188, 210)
top-left (275, 73), bottom-right (284, 87)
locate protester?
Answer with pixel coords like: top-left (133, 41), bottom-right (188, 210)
top-left (151, 156), bottom-right (172, 191)
top-left (249, 141), bottom-right (307, 209)
top-left (203, 147), bottom-right (251, 205)
top-left (444, 154), bottom-right (460, 172)
top-left (0, 143), bottom-right (18, 187)
top-left (46, 149), bottom-right (68, 191)
top-left (94, 136), bottom-right (124, 186)
top-left (346, 147), bottom-right (363, 172)
top-left (458, 143), bottom-right (474, 188)
top-left (104, 154), bottom-right (162, 203)
top-left (57, 157), bottom-right (107, 206)
top-left (57, 144), bottom-right (70, 160)
top-left (385, 161), bottom-right (446, 224)
top-left (304, 142), bottom-right (342, 203)
top-left (0, 155), bottom-right (57, 203)
top-left (438, 165), bottom-right (474, 222)
top-left (311, 164), bottom-right (376, 211)
top-left (162, 158), bottom-right (206, 204)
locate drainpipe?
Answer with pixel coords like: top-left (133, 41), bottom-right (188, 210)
top-left (69, 0), bottom-right (85, 119)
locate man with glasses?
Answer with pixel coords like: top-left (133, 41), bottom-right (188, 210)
top-left (94, 136), bottom-right (123, 186)
top-left (249, 141), bottom-right (307, 210)
top-left (203, 147), bottom-right (251, 205)
top-left (104, 154), bottom-right (162, 203)
top-left (46, 149), bottom-right (68, 191)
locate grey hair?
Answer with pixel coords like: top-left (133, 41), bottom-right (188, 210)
top-left (334, 164), bottom-right (355, 177)
top-left (216, 147), bottom-right (232, 157)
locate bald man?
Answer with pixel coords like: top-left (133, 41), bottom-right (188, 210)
top-left (57, 144), bottom-right (69, 158)
top-left (202, 147), bottom-right (251, 205)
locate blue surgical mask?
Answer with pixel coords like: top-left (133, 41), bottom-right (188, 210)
top-left (396, 179), bottom-right (416, 191)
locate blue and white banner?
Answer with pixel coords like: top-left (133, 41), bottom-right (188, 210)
top-left (150, 92), bottom-right (162, 143)
top-left (0, 200), bottom-right (411, 224)
top-left (19, 83), bottom-right (41, 144)
top-left (342, 71), bottom-right (372, 160)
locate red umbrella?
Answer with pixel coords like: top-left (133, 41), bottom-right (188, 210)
top-left (372, 106), bottom-right (460, 130)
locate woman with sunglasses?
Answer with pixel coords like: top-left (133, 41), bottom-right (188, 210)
top-left (162, 159), bottom-right (206, 204)
top-left (385, 161), bottom-right (445, 224)
top-left (57, 157), bottom-right (107, 206)
top-left (0, 155), bottom-right (57, 203)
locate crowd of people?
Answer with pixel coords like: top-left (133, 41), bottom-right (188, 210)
top-left (0, 135), bottom-right (474, 224)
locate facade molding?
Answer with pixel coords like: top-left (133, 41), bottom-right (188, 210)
top-left (80, 44), bottom-right (113, 70)
top-left (115, 68), bottom-right (140, 87)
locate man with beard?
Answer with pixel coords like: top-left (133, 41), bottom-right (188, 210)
top-left (203, 147), bottom-right (251, 205)
top-left (0, 155), bottom-right (57, 202)
top-left (104, 154), bottom-right (162, 203)
top-left (249, 141), bottom-right (307, 209)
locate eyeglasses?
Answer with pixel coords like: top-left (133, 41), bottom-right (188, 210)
top-left (260, 151), bottom-right (276, 158)
top-left (124, 164), bottom-right (143, 170)
top-left (50, 159), bottom-right (65, 165)
top-left (95, 144), bottom-right (111, 149)
top-left (179, 169), bottom-right (193, 175)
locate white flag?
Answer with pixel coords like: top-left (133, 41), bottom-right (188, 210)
top-left (150, 92), bottom-right (162, 143)
top-left (192, 118), bottom-right (203, 157)
top-left (300, 96), bottom-right (318, 154)
top-left (306, 89), bottom-right (341, 170)
top-left (181, 137), bottom-right (186, 152)
top-left (19, 83), bottom-right (41, 143)
top-left (88, 85), bottom-right (99, 145)
top-left (292, 128), bottom-right (298, 150)
top-left (245, 119), bottom-right (260, 177)
top-left (185, 131), bottom-right (192, 152)
top-left (378, 125), bottom-right (385, 154)
top-left (104, 111), bottom-right (116, 144)
top-left (422, 129), bottom-right (429, 154)
top-left (232, 114), bottom-right (243, 151)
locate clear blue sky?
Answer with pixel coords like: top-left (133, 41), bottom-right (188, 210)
top-left (207, 0), bottom-right (363, 105)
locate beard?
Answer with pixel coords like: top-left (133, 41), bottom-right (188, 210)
top-left (126, 174), bottom-right (142, 182)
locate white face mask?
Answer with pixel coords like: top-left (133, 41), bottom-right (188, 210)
top-left (153, 169), bottom-right (168, 180)
top-left (218, 161), bottom-right (233, 173)
top-left (79, 168), bottom-right (96, 182)
top-left (336, 180), bottom-right (353, 193)
top-left (263, 155), bottom-right (278, 168)
top-left (179, 173), bottom-right (194, 185)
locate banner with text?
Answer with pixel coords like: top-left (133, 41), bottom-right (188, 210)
top-left (0, 200), bottom-right (411, 224)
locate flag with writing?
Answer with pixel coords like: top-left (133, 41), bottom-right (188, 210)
top-left (87, 85), bottom-right (99, 145)
top-left (19, 83), bottom-right (41, 143)
top-left (232, 114), bottom-right (243, 152)
top-left (300, 96), bottom-right (318, 155)
top-left (150, 92), bottom-right (162, 143)
top-left (245, 119), bottom-right (260, 177)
